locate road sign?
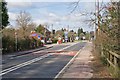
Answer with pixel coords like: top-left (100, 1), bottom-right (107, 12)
top-left (38, 35), bottom-right (41, 39)
top-left (64, 31), bottom-right (68, 41)
top-left (31, 33), bottom-right (37, 37)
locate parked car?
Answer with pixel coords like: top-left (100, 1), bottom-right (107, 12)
top-left (82, 36), bottom-right (86, 40)
top-left (41, 39), bottom-right (45, 45)
top-left (46, 38), bottom-right (52, 44)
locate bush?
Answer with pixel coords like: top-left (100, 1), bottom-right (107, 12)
top-left (2, 36), bottom-right (42, 54)
top-left (2, 36), bottom-right (15, 53)
top-left (17, 39), bottom-right (31, 51)
top-left (52, 39), bottom-right (58, 43)
top-left (100, 56), bottom-right (107, 66)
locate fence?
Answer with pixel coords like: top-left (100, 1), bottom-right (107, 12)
top-left (101, 48), bottom-right (120, 78)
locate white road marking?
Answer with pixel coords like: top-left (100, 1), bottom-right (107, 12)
top-left (1, 53), bottom-right (53, 76)
top-left (1, 42), bottom-right (79, 76)
top-left (54, 44), bottom-right (86, 79)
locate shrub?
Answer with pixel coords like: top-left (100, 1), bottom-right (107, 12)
top-left (52, 39), bottom-right (58, 43)
top-left (2, 35), bottom-right (43, 54)
top-left (2, 36), bottom-right (15, 53)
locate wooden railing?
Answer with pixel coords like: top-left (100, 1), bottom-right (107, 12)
top-left (102, 48), bottom-right (120, 78)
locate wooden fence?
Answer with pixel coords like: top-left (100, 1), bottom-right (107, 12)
top-left (101, 48), bottom-right (120, 78)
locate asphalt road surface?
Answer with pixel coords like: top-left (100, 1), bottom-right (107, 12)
top-left (1, 42), bottom-right (86, 79)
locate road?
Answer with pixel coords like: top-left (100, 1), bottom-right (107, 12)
top-left (1, 42), bottom-right (86, 79)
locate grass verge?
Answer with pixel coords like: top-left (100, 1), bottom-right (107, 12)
top-left (91, 48), bottom-right (112, 78)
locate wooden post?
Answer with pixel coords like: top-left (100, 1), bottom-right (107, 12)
top-left (101, 46), bottom-right (104, 57)
top-left (110, 54), bottom-right (113, 64)
top-left (114, 56), bottom-right (119, 77)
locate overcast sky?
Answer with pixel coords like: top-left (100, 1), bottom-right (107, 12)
top-left (6, 0), bottom-right (112, 32)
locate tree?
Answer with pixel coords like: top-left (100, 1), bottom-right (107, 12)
top-left (106, 2), bottom-right (120, 51)
top-left (35, 24), bottom-right (45, 35)
top-left (0, 0), bottom-right (9, 29)
top-left (2, 28), bottom-right (15, 53)
top-left (78, 28), bottom-right (83, 37)
top-left (55, 30), bottom-right (64, 38)
top-left (94, 1), bottom-right (120, 53)
top-left (2, 28), bottom-right (15, 38)
top-left (16, 11), bottom-right (32, 38)
top-left (52, 29), bottom-right (55, 34)
top-left (17, 22), bottom-right (36, 39)
top-left (70, 30), bottom-right (74, 32)
top-left (61, 28), bottom-right (64, 31)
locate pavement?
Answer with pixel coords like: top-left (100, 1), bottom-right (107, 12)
top-left (56, 41), bottom-right (94, 79)
top-left (2, 44), bottom-right (54, 58)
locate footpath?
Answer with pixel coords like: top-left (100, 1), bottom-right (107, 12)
top-left (2, 44), bottom-right (54, 59)
top-left (56, 41), bottom-right (94, 79)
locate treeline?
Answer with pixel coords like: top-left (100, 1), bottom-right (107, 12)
top-left (2, 27), bottom-right (43, 54)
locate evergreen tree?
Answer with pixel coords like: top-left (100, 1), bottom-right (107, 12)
top-left (35, 24), bottom-right (45, 35)
top-left (78, 28), bottom-right (83, 37)
top-left (0, 0), bottom-right (9, 29)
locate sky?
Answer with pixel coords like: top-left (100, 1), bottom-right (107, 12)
top-left (5, 0), bottom-right (113, 32)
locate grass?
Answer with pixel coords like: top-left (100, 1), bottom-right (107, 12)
top-left (91, 48), bottom-right (112, 78)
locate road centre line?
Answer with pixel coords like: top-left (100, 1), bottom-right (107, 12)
top-left (1, 42), bottom-right (79, 76)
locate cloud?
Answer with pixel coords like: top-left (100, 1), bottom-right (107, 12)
top-left (6, 1), bottom-right (32, 8)
top-left (8, 12), bottom-right (18, 21)
top-left (5, 0), bottom-right (112, 2)
top-left (5, 0), bottom-right (78, 2)
top-left (6, 0), bottom-right (31, 2)
top-left (60, 13), bottom-right (87, 22)
top-left (33, 12), bottom-right (87, 26)
top-left (48, 12), bottom-right (86, 22)
top-left (33, 20), bottom-right (46, 24)
top-left (33, 19), bottom-right (54, 25)
top-left (49, 13), bottom-right (57, 17)
top-left (48, 13), bottom-right (60, 21)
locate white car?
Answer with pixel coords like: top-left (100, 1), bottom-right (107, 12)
top-left (41, 39), bottom-right (45, 44)
top-left (82, 36), bottom-right (86, 40)
top-left (46, 38), bottom-right (52, 44)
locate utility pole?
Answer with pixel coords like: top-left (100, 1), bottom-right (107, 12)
top-left (94, 0), bottom-right (97, 48)
top-left (97, 0), bottom-right (100, 33)
top-left (97, 0), bottom-right (103, 53)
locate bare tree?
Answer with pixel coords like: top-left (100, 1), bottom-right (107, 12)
top-left (70, 0), bottom-right (80, 13)
top-left (70, 0), bottom-right (108, 27)
top-left (16, 11), bottom-right (32, 39)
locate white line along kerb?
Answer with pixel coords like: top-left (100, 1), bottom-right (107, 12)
top-left (54, 43), bottom-right (86, 79)
top-left (1, 42), bottom-right (79, 76)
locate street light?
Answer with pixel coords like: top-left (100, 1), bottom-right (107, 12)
top-left (15, 30), bottom-right (18, 51)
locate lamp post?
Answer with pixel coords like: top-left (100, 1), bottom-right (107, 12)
top-left (15, 31), bottom-right (18, 51)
